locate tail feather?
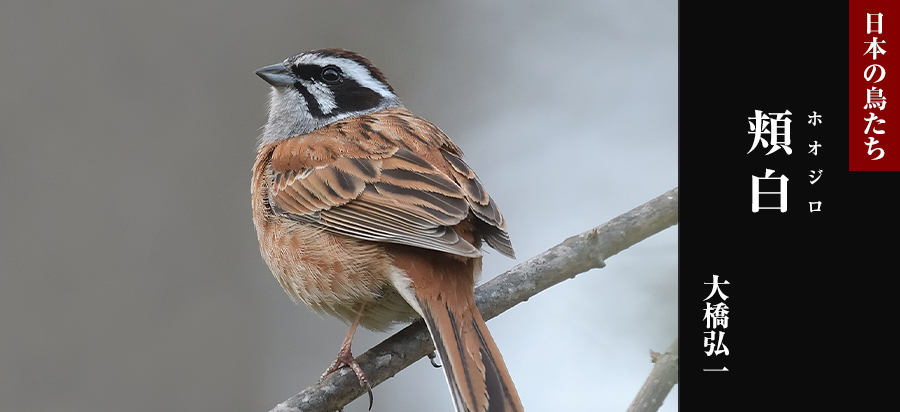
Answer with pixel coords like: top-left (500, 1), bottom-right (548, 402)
top-left (420, 299), bottom-right (522, 412)
top-left (391, 246), bottom-right (523, 412)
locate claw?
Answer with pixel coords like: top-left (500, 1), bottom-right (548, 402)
top-left (321, 303), bottom-right (375, 410)
top-left (321, 343), bottom-right (374, 409)
top-left (427, 350), bottom-right (442, 368)
top-left (364, 379), bottom-right (374, 410)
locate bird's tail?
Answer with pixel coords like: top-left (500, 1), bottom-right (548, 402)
top-left (419, 290), bottom-right (523, 412)
top-left (392, 248), bottom-right (523, 412)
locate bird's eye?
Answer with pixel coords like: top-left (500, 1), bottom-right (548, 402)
top-left (321, 66), bottom-right (342, 84)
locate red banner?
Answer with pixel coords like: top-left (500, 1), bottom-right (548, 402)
top-left (851, 2), bottom-right (900, 170)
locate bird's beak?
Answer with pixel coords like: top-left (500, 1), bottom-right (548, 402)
top-left (255, 63), bottom-right (294, 87)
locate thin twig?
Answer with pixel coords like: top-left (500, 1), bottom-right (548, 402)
top-left (268, 187), bottom-right (679, 412)
top-left (626, 337), bottom-right (679, 412)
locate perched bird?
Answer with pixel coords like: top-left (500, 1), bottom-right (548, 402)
top-left (252, 48), bottom-right (523, 412)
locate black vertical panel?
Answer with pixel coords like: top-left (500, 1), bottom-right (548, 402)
top-left (680, 2), bottom-right (865, 410)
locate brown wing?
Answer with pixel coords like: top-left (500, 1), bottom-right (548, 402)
top-left (439, 150), bottom-right (514, 258)
top-left (264, 108), bottom-right (514, 259)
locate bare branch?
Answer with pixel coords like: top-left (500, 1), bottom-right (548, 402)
top-left (626, 338), bottom-right (679, 412)
top-left (268, 187), bottom-right (679, 412)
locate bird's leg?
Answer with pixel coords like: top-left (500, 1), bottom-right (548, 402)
top-left (321, 303), bottom-right (374, 409)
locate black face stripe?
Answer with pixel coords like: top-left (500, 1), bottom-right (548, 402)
top-left (311, 49), bottom-right (395, 93)
top-left (290, 62), bottom-right (384, 117)
top-left (290, 64), bottom-right (328, 82)
top-left (331, 77), bottom-right (383, 113)
top-left (292, 81), bottom-right (326, 118)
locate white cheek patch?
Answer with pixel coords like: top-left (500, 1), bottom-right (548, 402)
top-left (300, 79), bottom-right (337, 115)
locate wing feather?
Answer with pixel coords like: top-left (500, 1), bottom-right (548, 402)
top-left (264, 107), bottom-right (513, 258)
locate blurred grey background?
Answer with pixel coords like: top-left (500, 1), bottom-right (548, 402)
top-left (0, 1), bottom-right (677, 411)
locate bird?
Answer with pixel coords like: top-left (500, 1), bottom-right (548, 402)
top-left (252, 48), bottom-right (523, 412)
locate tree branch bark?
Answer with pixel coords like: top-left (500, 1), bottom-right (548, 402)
top-left (268, 187), bottom-right (679, 412)
top-left (626, 337), bottom-right (679, 412)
